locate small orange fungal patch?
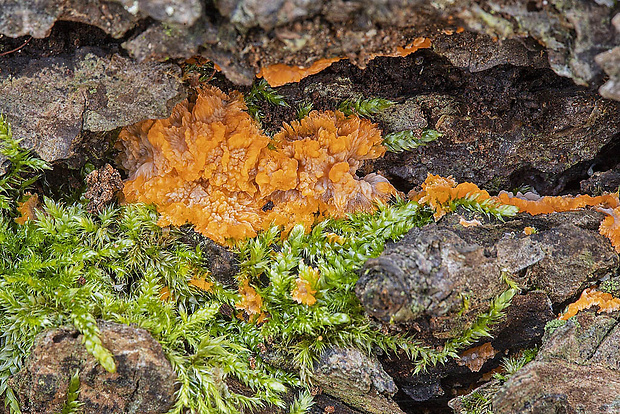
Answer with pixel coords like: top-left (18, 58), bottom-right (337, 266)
top-left (189, 276), bottom-right (213, 292)
top-left (15, 193), bottom-right (39, 224)
top-left (411, 174), bottom-right (620, 252)
top-left (159, 286), bottom-right (172, 301)
top-left (257, 58), bottom-right (342, 87)
top-left (236, 280), bottom-right (264, 316)
top-left (325, 232), bottom-right (345, 245)
top-left (257, 38), bottom-right (431, 87)
top-left (457, 342), bottom-right (497, 372)
top-left (291, 265), bottom-right (320, 306)
top-left (391, 38), bottom-right (432, 57)
top-left (292, 278), bottom-right (317, 306)
top-left (559, 288), bottom-right (620, 320)
top-left (459, 217), bottom-right (482, 227)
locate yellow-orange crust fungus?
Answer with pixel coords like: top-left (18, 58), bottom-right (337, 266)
top-left (411, 173), bottom-right (620, 253)
top-left (599, 207), bottom-right (620, 252)
top-left (559, 288), bottom-right (620, 320)
top-left (257, 58), bottom-right (342, 87)
top-left (496, 191), bottom-right (620, 252)
top-left (292, 278), bottom-right (318, 306)
top-left (291, 265), bottom-right (320, 306)
top-left (265, 110), bottom-right (396, 229)
top-left (457, 342), bottom-right (497, 372)
top-left (189, 276), bottom-right (214, 292)
top-left (392, 37), bottom-right (432, 57)
top-left (257, 38), bottom-right (431, 87)
top-left (117, 86), bottom-right (395, 244)
top-left (236, 279), bottom-right (264, 316)
top-left (459, 217), bottom-right (482, 227)
top-left (496, 192), bottom-right (619, 216)
top-left (15, 193), bottom-right (39, 225)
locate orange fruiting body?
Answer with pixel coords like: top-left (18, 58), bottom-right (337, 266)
top-left (257, 38), bottom-right (431, 87)
top-left (117, 86), bottom-right (395, 244)
top-left (291, 265), bottom-right (320, 306)
top-left (559, 287), bottom-right (620, 320)
top-left (412, 173), bottom-right (620, 252)
top-left (15, 193), bottom-right (39, 225)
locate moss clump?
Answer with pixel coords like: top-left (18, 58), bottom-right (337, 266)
top-left (0, 115), bottom-right (521, 413)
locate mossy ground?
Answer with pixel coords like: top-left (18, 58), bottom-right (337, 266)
top-left (0, 85), bottom-right (521, 413)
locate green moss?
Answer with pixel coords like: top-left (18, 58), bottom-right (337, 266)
top-left (59, 370), bottom-right (82, 414)
top-left (459, 390), bottom-right (493, 414)
top-left (600, 277), bottom-right (620, 295)
top-left (337, 97), bottom-right (395, 118)
top-left (544, 319), bottom-right (568, 337)
top-left (493, 347), bottom-right (538, 382)
top-left (245, 79), bottom-right (289, 122)
top-left (0, 116), bottom-right (522, 413)
top-left (382, 129), bottom-right (441, 153)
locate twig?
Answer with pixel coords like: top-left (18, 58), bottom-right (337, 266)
top-left (0, 37), bottom-right (32, 57)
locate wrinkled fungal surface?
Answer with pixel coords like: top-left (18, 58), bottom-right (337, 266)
top-left (116, 86), bottom-right (395, 243)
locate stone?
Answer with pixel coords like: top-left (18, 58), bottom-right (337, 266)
top-left (596, 14), bottom-right (620, 101)
top-left (371, 80), bottom-right (620, 194)
top-left (114, 0), bottom-right (203, 26)
top-left (0, 47), bottom-right (185, 164)
top-left (450, 312), bottom-right (620, 413)
top-left (493, 312), bottom-right (620, 413)
top-left (84, 164), bottom-right (123, 213)
top-left (122, 17), bottom-right (217, 62)
top-left (356, 211), bottom-right (618, 329)
top-left (493, 360), bottom-right (620, 413)
top-left (0, 0), bottom-right (139, 39)
top-left (581, 168), bottom-right (620, 195)
top-left (9, 321), bottom-right (177, 414)
top-left (312, 347), bottom-right (404, 414)
top-left (2, 0), bottom-right (620, 95)
top-left (215, 0), bottom-right (323, 31)
top-left (432, 32), bottom-right (549, 73)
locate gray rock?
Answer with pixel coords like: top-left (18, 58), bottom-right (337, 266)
top-left (494, 360), bottom-right (620, 413)
top-left (580, 168), bottom-right (620, 195)
top-left (0, 0), bottom-right (139, 38)
top-left (451, 311), bottom-right (620, 413)
top-left (122, 17), bottom-right (217, 62)
top-left (543, 313), bottom-right (618, 365)
top-left (3, 0), bottom-right (620, 96)
top-left (0, 47), bottom-right (185, 163)
top-left (373, 87), bottom-right (620, 194)
top-left (356, 211), bottom-right (618, 329)
top-left (312, 347), bottom-right (404, 414)
top-left (114, 0), bottom-right (203, 26)
top-left (215, 0), bottom-right (323, 31)
top-left (0, 0), bottom-right (64, 38)
top-left (433, 32), bottom-right (549, 73)
top-left (9, 321), bottom-right (177, 414)
top-left (596, 14), bottom-right (620, 101)
top-left (464, 0), bottom-right (617, 86)
top-left (493, 312), bottom-right (620, 413)
top-left (375, 98), bottom-right (427, 136)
